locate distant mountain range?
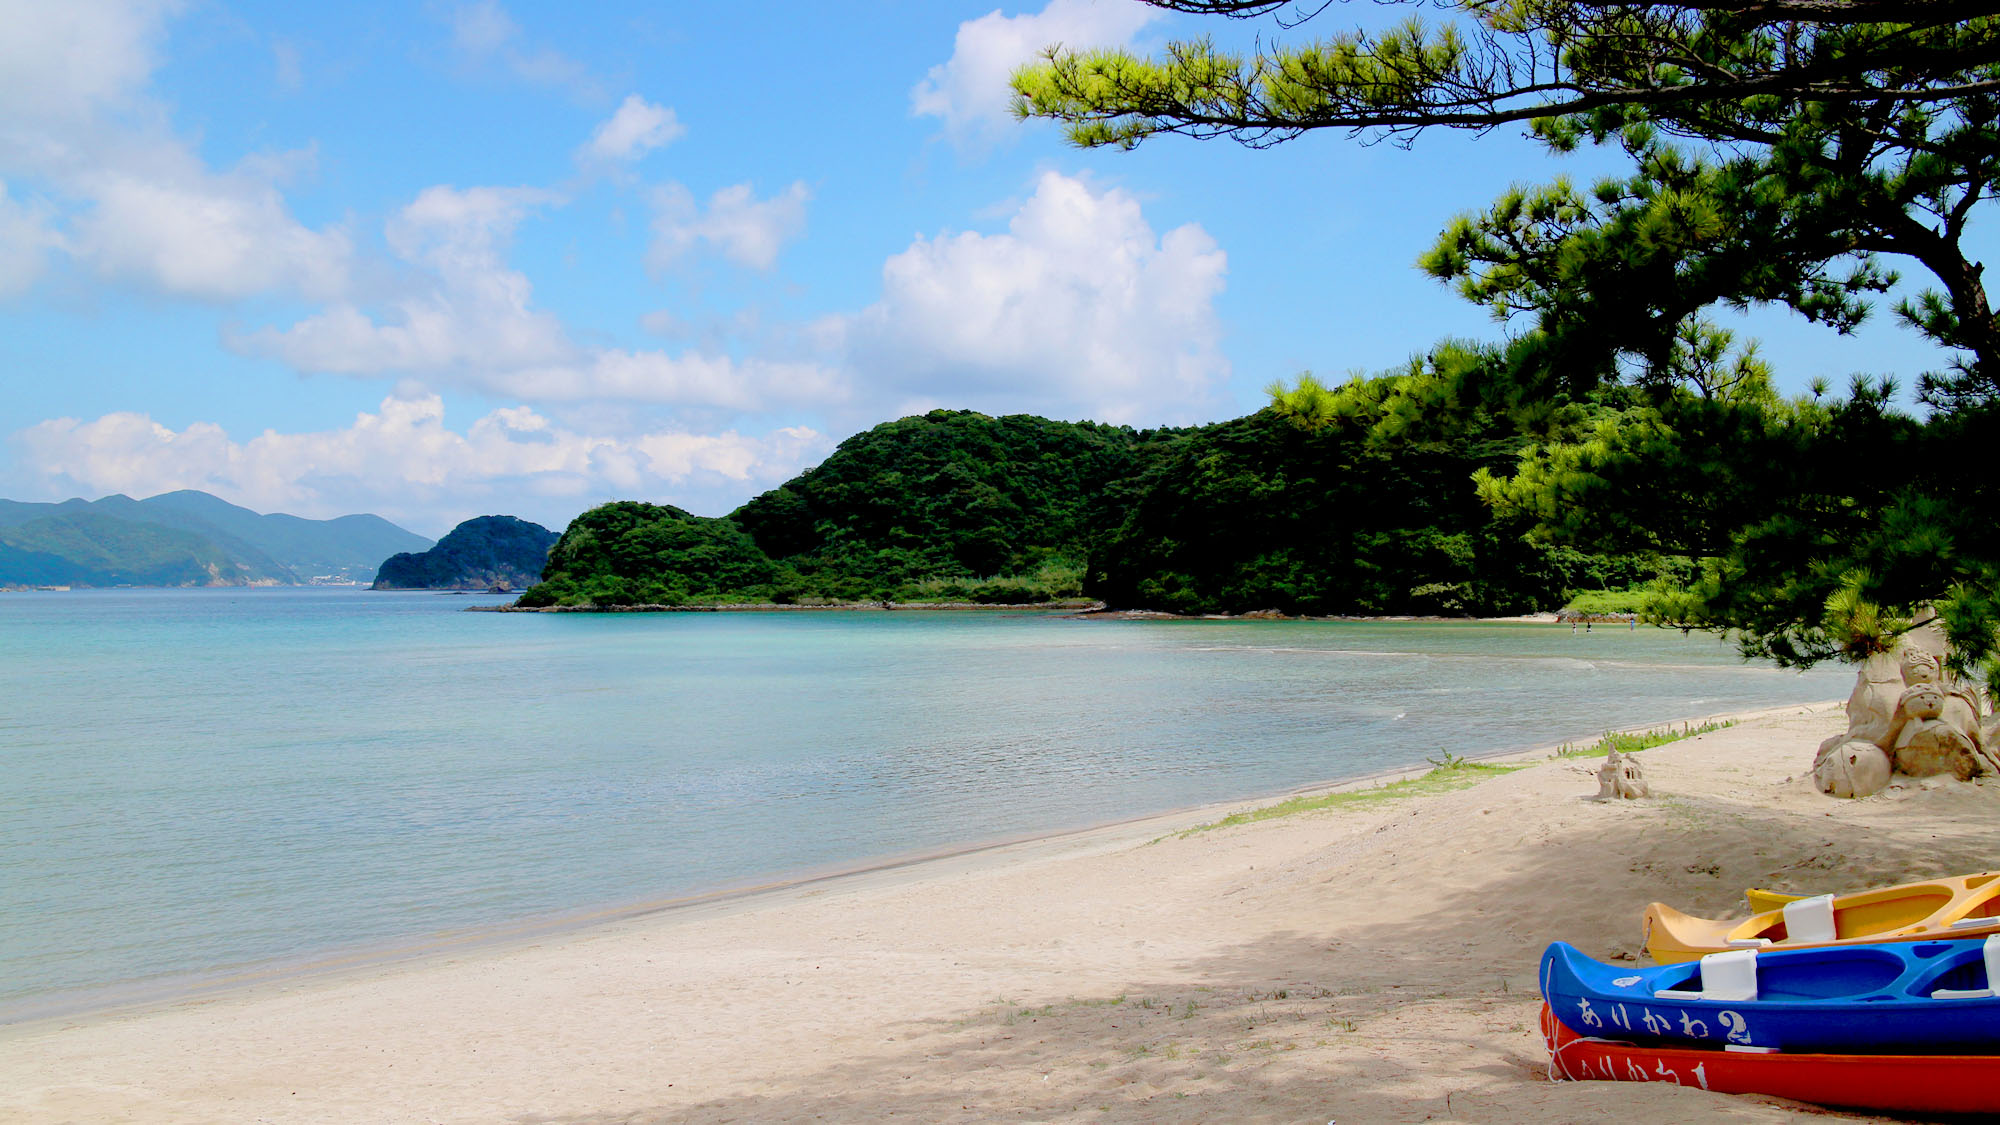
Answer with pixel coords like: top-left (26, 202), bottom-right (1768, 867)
top-left (0, 490), bottom-right (432, 588)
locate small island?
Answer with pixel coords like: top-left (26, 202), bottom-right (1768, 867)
top-left (371, 515), bottom-right (558, 592)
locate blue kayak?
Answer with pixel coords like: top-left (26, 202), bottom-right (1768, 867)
top-left (1540, 935), bottom-right (2000, 1054)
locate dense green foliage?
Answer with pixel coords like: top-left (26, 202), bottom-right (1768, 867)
top-left (371, 515), bottom-right (557, 590)
top-left (1273, 345), bottom-right (1999, 668)
top-left (1396, 33), bottom-right (2000, 670)
top-left (1014, 3), bottom-right (1998, 153)
top-left (1091, 404), bottom-right (1656, 616)
top-left (0, 490), bottom-right (430, 588)
top-left (1405, 22), bottom-right (2000, 670)
top-left (1560, 588), bottom-right (1667, 618)
top-left (732, 409), bottom-right (1182, 603)
top-left (518, 502), bottom-right (780, 607)
top-left (520, 407), bottom-right (1652, 614)
top-left (522, 411), bottom-right (1178, 608)
top-left (1467, 377), bottom-right (2000, 670)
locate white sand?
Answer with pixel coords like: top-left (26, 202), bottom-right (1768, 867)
top-left (8, 700), bottom-right (1999, 1123)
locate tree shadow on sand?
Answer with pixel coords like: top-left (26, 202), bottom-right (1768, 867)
top-left (522, 780), bottom-right (2000, 1124)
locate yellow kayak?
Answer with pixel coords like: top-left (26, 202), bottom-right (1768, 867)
top-left (1744, 887), bottom-right (1804, 913)
top-left (1644, 871), bottom-right (2000, 963)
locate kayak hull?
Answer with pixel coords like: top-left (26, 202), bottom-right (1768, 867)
top-left (1540, 938), bottom-right (2000, 1054)
top-left (1542, 1004), bottom-right (2000, 1114)
top-left (1645, 871), bottom-right (2000, 963)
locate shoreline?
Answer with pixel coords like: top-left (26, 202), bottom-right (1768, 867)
top-left (0, 700), bottom-right (1786, 1033)
top-left (33, 697), bottom-right (1988, 1124)
top-left (471, 598), bottom-right (1570, 623)
top-left (7, 586), bottom-right (1585, 627)
top-left (28, 696), bottom-right (1994, 1123)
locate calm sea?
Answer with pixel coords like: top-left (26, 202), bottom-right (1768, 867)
top-left (0, 588), bottom-right (1847, 1022)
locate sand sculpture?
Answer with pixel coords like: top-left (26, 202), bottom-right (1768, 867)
top-left (1596, 748), bottom-right (1651, 800)
top-left (1812, 616), bottom-right (1996, 797)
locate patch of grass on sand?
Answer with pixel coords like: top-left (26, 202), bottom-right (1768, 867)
top-left (1554, 718), bottom-right (1736, 759)
top-left (1177, 752), bottom-right (1527, 837)
top-left (1560, 588), bottom-right (1658, 616)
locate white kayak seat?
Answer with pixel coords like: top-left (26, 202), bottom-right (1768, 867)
top-left (1655, 947), bottom-right (1759, 1002)
top-left (1932, 933), bottom-right (2000, 1000)
top-left (1781, 893), bottom-right (1838, 944)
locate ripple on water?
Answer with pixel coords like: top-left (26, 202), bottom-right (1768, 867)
top-left (0, 590), bottom-right (1847, 1020)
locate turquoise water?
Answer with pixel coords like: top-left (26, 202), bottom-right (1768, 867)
top-left (0, 588), bottom-right (1846, 1021)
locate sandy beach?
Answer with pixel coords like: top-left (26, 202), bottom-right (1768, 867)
top-left (8, 699), bottom-right (1999, 1123)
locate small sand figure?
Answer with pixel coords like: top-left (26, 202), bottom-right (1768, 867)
top-left (1890, 681), bottom-right (1984, 780)
top-left (1596, 748), bottom-right (1651, 799)
top-left (1817, 650), bottom-right (1907, 759)
top-left (1891, 651), bottom-right (1987, 746)
top-left (1813, 739), bottom-right (1894, 799)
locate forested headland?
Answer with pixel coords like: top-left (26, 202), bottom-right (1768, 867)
top-left (515, 405), bottom-right (1668, 615)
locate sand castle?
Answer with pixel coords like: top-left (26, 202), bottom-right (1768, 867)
top-left (1813, 614), bottom-right (1997, 797)
top-left (1595, 747), bottom-right (1651, 799)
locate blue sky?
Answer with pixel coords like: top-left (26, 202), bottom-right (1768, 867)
top-left (0, 0), bottom-right (1964, 537)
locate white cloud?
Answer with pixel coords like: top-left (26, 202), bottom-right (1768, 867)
top-left (234, 184), bottom-right (568, 373)
top-left (386, 182), bottom-right (559, 267)
top-left (233, 287), bottom-right (573, 379)
top-left (16, 396), bottom-right (835, 533)
top-left (234, 171), bottom-right (1217, 430)
top-left (493, 351), bottom-right (846, 409)
top-left (70, 157), bottom-right (351, 301)
top-left (0, 0), bottom-right (177, 129)
top-left (272, 39), bottom-right (304, 93)
top-left (234, 182), bottom-right (846, 410)
top-left (913, 0), bottom-right (1162, 148)
top-left (448, 0), bottom-right (601, 101)
top-left (648, 180), bottom-right (811, 271)
top-left (0, 181), bottom-right (60, 296)
top-left (640, 308), bottom-right (690, 338)
top-left (450, 0), bottom-right (517, 55)
top-left (836, 170), bottom-right (1227, 425)
top-left (0, 0), bottom-right (352, 304)
top-left (580, 94), bottom-right (684, 165)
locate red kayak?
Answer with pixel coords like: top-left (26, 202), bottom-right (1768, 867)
top-left (1542, 1004), bottom-right (2000, 1114)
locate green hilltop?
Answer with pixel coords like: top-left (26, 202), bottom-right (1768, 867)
top-left (371, 515), bottom-right (558, 591)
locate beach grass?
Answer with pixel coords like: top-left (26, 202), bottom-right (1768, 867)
top-left (1177, 752), bottom-right (1529, 837)
top-left (1553, 718), bottom-right (1736, 759)
top-left (1178, 721), bottom-right (1737, 838)
top-left (1559, 584), bottom-right (1692, 617)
